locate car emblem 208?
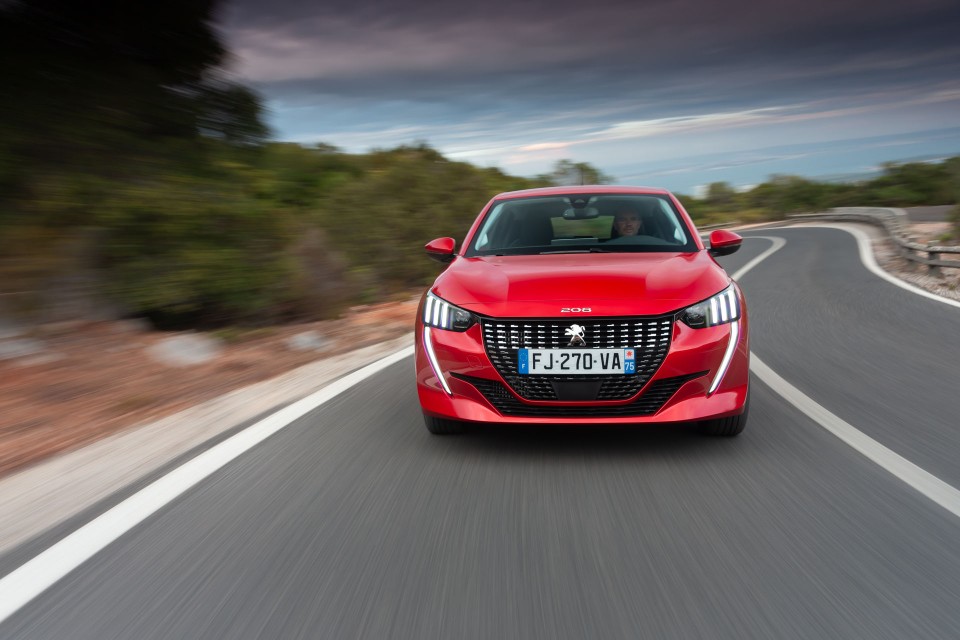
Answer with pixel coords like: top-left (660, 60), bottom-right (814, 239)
top-left (564, 324), bottom-right (587, 347)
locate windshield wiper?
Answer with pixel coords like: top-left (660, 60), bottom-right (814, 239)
top-left (539, 248), bottom-right (613, 254)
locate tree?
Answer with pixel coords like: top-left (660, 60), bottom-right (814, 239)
top-left (746, 175), bottom-right (831, 213)
top-left (0, 0), bottom-right (272, 324)
top-left (317, 146), bottom-right (542, 292)
top-left (195, 81), bottom-right (270, 146)
top-left (705, 182), bottom-right (737, 211)
top-left (540, 160), bottom-right (614, 186)
top-left (0, 0), bottom-right (266, 175)
top-left (864, 162), bottom-right (952, 206)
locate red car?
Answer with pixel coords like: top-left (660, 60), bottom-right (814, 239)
top-left (415, 186), bottom-right (749, 436)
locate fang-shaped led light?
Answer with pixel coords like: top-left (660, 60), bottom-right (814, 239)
top-left (423, 326), bottom-right (452, 396)
top-left (708, 320), bottom-right (740, 395)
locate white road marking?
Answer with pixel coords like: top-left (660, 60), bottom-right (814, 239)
top-left (753, 356), bottom-right (960, 519)
top-left (0, 345), bottom-right (415, 625)
top-left (810, 223), bottom-right (960, 310)
top-left (730, 236), bottom-right (786, 281)
top-left (737, 232), bottom-right (960, 519)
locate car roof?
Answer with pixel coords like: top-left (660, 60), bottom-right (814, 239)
top-left (492, 185), bottom-right (673, 200)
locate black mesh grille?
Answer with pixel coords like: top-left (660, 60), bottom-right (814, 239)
top-left (480, 315), bottom-right (674, 401)
top-left (454, 373), bottom-right (705, 418)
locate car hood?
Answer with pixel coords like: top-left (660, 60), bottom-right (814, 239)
top-left (432, 251), bottom-right (731, 318)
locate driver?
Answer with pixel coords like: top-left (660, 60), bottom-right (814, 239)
top-left (612, 208), bottom-right (644, 237)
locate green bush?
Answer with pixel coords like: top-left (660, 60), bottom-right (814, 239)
top-left (95, 174), bottom-right (298, 327)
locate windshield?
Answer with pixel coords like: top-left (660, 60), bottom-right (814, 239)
top-left (464, 194), bottom-right (698, 257)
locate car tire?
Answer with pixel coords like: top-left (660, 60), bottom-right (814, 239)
top-left (423, 414), bottom-right (464, 435)
top-left (699, 391), bottom-right (749, 437)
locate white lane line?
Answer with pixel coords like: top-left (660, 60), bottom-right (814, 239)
top-left (736, 233), bottom-right (960, 519)
top-left (0, 345), bottom-right (415, 625)
top-left (753, 356), bottom-right (960, 519)
top-left (807, 223), bottom-right (960, 310)
top-left (730, 236), bottom-right (786, 281)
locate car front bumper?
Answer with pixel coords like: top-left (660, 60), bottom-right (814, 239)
top-left (416, 308), bottom-right (749, 426)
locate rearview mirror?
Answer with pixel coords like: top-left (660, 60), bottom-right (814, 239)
top-left (562, 207), bottom-right (600, 219)
top-left (707, 229), bottom-right (742, 257)
top-left (425, 237), bottom-right (456, 263)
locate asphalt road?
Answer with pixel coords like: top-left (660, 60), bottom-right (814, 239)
top-left (3, 226), bottom-right (960, 639)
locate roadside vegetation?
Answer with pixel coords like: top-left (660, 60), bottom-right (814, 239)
top-left (680, 159), bottom-right (960, 231)
top-left (2, 1), bottom-right (958, 330)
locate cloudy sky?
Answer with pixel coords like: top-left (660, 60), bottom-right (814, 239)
top-left (221, 0), bottom-right (960, 193)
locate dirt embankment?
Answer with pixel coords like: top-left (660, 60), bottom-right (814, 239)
top-left (0, 296), bottom-right (420, 477)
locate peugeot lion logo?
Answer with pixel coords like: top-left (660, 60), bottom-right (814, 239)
top-left (564, 324), bottom-right (587, 347)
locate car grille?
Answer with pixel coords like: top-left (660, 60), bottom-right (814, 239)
top-left (480, 315), bottom-right (674, 401)
top-left (453, 373), bottom-right (705, 418)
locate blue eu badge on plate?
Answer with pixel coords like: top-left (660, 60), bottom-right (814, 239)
top-left (518, 348), bottom-right (529, 374)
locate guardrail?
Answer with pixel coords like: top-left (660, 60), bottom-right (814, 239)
top-left (697, 221), bottom-right (740, 232)
top-left (787, 207), bottom-right (960, 275)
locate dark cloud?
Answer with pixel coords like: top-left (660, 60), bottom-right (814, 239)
top-left (217, 0), bottom-right (960, 189)
top-left (224, 0), bottom-right (959, 106)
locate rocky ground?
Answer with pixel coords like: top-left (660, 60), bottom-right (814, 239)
top-left (872, 222), bottom-right (960, 302)
top-left (1, 219), bottom-right (957, 479)
top-left (0, 295), bottom-right (420, 477)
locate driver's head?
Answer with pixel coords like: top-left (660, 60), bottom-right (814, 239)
top-left (613, 208), bottom-right (643, 236)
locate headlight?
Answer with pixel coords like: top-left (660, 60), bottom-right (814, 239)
top-left (423, 292), bottom-right (476, 331)
top-left (678, 284), bottom-right (741, 328)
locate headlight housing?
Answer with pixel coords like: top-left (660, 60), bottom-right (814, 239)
top-left (423, 292), bottom-right (477, 331)
top-left (678, 284), bottom-right (741, 328)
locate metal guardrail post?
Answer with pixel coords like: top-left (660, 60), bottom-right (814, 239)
top-left (697, 221), bottom-right (741, 231)
top-left (902, 245), bottom-right (916, 268)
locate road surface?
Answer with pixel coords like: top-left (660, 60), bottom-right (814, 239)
top-left (2, 225), bottom-right (959, 639)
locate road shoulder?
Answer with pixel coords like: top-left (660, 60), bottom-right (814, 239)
top-left (0, 333), bottom-right (413, 556)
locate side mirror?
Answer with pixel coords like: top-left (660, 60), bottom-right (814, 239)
top-left (425, 237), bottom-right (456, 264)
top-left (707, 229), bottom-right (742, 257)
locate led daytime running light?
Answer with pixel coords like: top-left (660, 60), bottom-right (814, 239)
top-left (708, 320), bottom-right (740, 395)
top-left (422, 326), bottom-right (452, 396)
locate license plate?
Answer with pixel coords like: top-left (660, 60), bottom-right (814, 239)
top-left (518, 348), bottom-right (636, 375)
